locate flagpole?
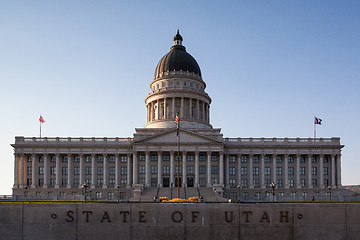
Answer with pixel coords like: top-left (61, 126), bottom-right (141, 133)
top-left (314, 116), bottom-right (316, 139)
top-left (177, 130), bottom-right (180, 198)
top-left (40, 121), bottom-right (42, 139)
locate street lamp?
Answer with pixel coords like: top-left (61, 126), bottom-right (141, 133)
top-left (237, 185), bottom-right (242, 203)
top-left (116, 184), bottom-right (121, 202)
top-left (24, 185), bottom-right (28, 201)
top-left (270, 182), bottom-right (276, 203)
top-left (81, 182), bottom-right (89, 203)
top-left (328, 186), bottom-right (332, 201)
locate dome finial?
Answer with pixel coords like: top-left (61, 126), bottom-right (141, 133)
top-left (173, 29), bottom-right (183, 45)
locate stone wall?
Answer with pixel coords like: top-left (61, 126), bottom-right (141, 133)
top-left (0, 203), bottom-right (359, 240)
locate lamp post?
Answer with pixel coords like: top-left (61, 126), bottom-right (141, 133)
top-left (328, 186), bottom-right (332, 201)
top-left (237, 184), bottom-right (242, 203)
top-left (270, 182), bottom-right (276, 203)
top-left (116, 184), bottom-right (120, 202)
top-left (24, 185), bottom-right (28, 201)
top-left (81, 182), bottom-right (89, 203)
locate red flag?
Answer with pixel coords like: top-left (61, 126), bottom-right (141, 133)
top-left (39, 115), bottom-right (45, 123)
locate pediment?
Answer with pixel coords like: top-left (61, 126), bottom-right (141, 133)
top-left (134, 129), bottom-right (223, 145)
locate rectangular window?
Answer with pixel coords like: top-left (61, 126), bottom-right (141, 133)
top-left (312, 167), bottom-right (317, 175)
top-left (187, 155), bottom-right (194, 161)
top-left (151, 166), bottom-right (157, 174)
top-left (300, 156), bottom-right (305, 163)
top-left (229, 156), bottom-right (236, 163)
top-left (109, 179), bottom-right (115, 187)
top-left (74, 156), bottom-right (80, 163)
top-left (97, 167), bottom-right (103, 175)
top-left (175, 166), bottom-right (182, 174)
top-left (264, 156), bottom-right (271, 163)
top-left (241, 156), bottom-right (247, 163)
top-left (74, 167), bottom-right (80, 175)
top-left (62, 167), bottom-right (68, 175)
top-left (312, 179), bottom-right (317, 187)
top-left (175, 155), bottom-right (181, 161)
top-left (276, 156), bottom-right (282, 163)
top-left (300, 167), bottom-right (305, 175)
top-left (229, 167), bottom-right (236, 175)
top-left (265, 167), bottom-right (271, 175)
top-left (252, 156), bottom-right (259, 163)
top-left (323, 167), bottom-right (328, 175)
top-left (229, 179), bottom-right (236, 187)
top-left (51, 156), bottom-right (56, 163)
top-left (311, 157), bottom-right (317, 163)
top-left (139, 165), bottom-right (145, 174)
top-left (163, 155), bottom-right (170, 161)
top-left (288, 179), bottom-right (294, 188)
top-left (39, 179), bottom-right (44, 186)
top-left (151, 155), bottom-right (158, 161)
top-left (300, 179), bottom-right (306, 187)
top-left (265, 179), bottom-right (271, 187)
top-left (199, 178), bottom-right (206, 187)
top-left (120, 179), bottom-right (127, 187)
top-left (85, 167), bottom-right (91, 175)
top-left (276, 167), bottom-right (282, 175)
top-left (288, 167), bottom-right (294, 175)
top-left (74, 178), bottom-right (79, 186)
top-left (139, 155), bottom-right (145, 161)
top-left (62, 178), bottom-right (67, 187)
top-left (199, 155), bottom-right (206, 161)
top-left (97, 179), bottom-right (103, 187)
top-left (290, 192), bottom-right (296, 197)
top-left (199, 166), bottom-right (206, 174)
top-left (108, 192), bottom-right (114, 199)
top-left (253, 167), bottom-right (259, 175)
top-left (241, 179), bottom-right (248, 187)
top-left (120, 156), bottom-right (127, 163)
top-left (96, 192), bottom-right (102, 199)
top-left (288, 156), bottom-right (294, 163)
top-left (62, 156), bottom-right (68, 163)
top-left (27, 156), bottom-right (32, 162)
top-left (97, 156), bottom-right (103, 163)
top-left (27, 167), bottom-right (32, 175)
top-left (109, 167), bottom-right (115, 175)
top-left (187, 166), bottom-right (194, 174)
top-left (151, 178), bottom-right (157, 187)
top-left (139, 178), bottom-right (145, 184)
top-left (39, 156), bottom-right (44, 163)
top-left (324, 179), bottom-right (329, 187)
top-left (241, 167), bottom-right (247, 176)
top-left (39, 167), bottom-right (44, 175)
top-left (276, 179), bottom-right (283, 187)
top-left (86, 156), bottom-right (92, 163)
top-left (323, 156), bottom-right (328, 163)
top-left (50, 167), bottom-right (56, 175)
top-left (163, 166), bottom-right (170, 174)
top-left (211, 178), bottom-right (218, 184)
top-left (253, 179), bottom-right (259, 187)
top-left (211, 166), bottom-right (218, 174)
top-left (85, 179), bottom-right (91, 185)
top-left (50, 179), bottom-right (56, 186)
top-left (109, 155), bottom-right (115, 163)
top-left (121, 167), bottom-right (127, 175)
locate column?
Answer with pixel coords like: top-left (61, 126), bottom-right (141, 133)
top-left (331, 154), bottom-right (336, 188)
top-left (319, 154), bottom-right (324, 188)
top-left (307, 154), bottom-right (313, 189)
top-left (79, 154), bottom-right (84, 187)
top-left (43, 154), bottom-right (49, 188)
top-left (157, 151), bottom-right (162, 187)
top-left (337, 153), bottom-right (342, 187)
top-left (219, 152), bottom-right (224, 185)
top-left (284, 154), bottom-right (289, 189)
top-left (67, 154), bottom-right (73, 188)
top-left (170, 151), bottom-right (175, 187)
top-left (225, 154), bottom-right (229, 188)
top-left (237, 154), bottom-right (241, 186)
top-left (13, 153), bottom-right (19, 188)
top-left (182, 151), bottom-right (187, 187)
top-left (202, 102), bottom-right (205, 121)
top-left (55, 154), bottom-right (60, 188)
top-left (91, 154), bottom-right (96, 188)
top-left (196, 100), bottom-right (200, 120)
top-left (31, 154), bottom-right (37, 188)
top-left (194, 151), bottom-right (199, 187)
top-left (249, 154), bottom-right (253, 189)
top-left (19, 154), bottom-right (24, 187)
top-left (114, 154), bottom-right (120, 187)
top-left (145, 151), bottom-right (150, 187)
top-left (126, 154), bottom-right (132, 188)
top-left (172, 97), bottom-right (175, 118)
top-left (180, 97), bottom-right (184, 118)
top-left (189, 99), bottom-right (192, 119)
top-left (157, 99), bottom-right (160, 120)
top-left (132, 152), bottom-right (138, 184)
top-left (103, 154), bottom-right (108, 188)
top-left (272, 154), bottom-right (277, 184)
top-left (146, 104), bottom-right (149, 122)
top-left (164, 98), bottom-right (167, 119)
top-left (260, 154), bottom-right (265, 189)
top-left (296, 154), bottom-right (301, 189)
top-left (207, 151), bottom-right (211, 187)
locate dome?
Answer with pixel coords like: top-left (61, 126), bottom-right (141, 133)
top-left (154, 30), bottom-right (201, 78)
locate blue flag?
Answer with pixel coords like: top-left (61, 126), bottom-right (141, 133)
top-left (314, 117), bottom-right (322, 125)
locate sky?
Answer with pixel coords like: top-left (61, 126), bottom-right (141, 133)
top-left (0, 1), bottom-right (359, 195)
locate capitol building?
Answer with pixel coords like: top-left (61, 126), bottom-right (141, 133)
top-left (12, 31), bottom-right (344, 201)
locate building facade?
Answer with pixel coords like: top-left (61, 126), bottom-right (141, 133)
top-left (12, 31), bottom-right (344, 201)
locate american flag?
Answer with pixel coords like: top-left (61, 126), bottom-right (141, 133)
top-left (175, 113), bottom-right (180, 127)
top-left (39, 115), bottom-right (45, 123)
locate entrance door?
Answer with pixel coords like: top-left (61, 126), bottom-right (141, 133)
top-left (163, 177), bottom-right (169, 187)
top-left (187, 177), bottom-right (194, 187)
top-left (175, 177), bottom-right (182, 187)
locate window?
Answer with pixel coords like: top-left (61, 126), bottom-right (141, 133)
top-left (27, 167), bottom-right (32, 175)
top-left (120, 179), bottom-right (127, 187)
top-left (199, 178), bottom-right (206, 187)
top-left (74, 156), bottom-right (80, 163)
top-left (199, 155), bottom-right (206, 161)
top-left (288, 179), bottom-right (294, 188)
top-left (229, 156), bottom-right (236, 163)
top-left (97, 156), bottom-right (103, 163)
top-left (253, 179), bottom-right (259, 187)
top-left (74, 178), bottom-right (79, 187)
top-left (163, 155), bottom-right (170, 161)
top-left (312, 167), bottom-right (317, 175)
top-left (323, 156), bottom-right (328, 163)
top-left (151, 166), bottom-right (157, 174)
top-left (109, 167), bottom-right (115, 175)
top-left (265, 167), bottom-right (271, 175)
top-left (74, 167), bottom-right (80, 175)
top-left (265, 179), bottom-right (271, 187)
top-left (51, 156), bottom-right (56, 163)
top-left (121, 167), bottom-right (127, 175)
top-left (39, 179), bottom-right (44, 186)
top-left (85, 167), bottom-right (91, 175)
top-left (300, 167), bottom-right (305, 175)
top-left (241, 167), bottom-right (247, 176)
top-left (139, 178), bottom-right (145, 184)
top-left (62, 156), bottom-right (68, 163)
top-left (300, 179), bottom-right (306, 187)
top-left (211, 155), bottom-right (218, 161)
top-left (62, 178), bottom-right (67, 187)
top-left (175, 166), bottom-right (182, 174)
top-left (86, 156), bottom-right (92, 163)
top-left (288, 167), bottom-right (294, 175)
top-left (276, 179), bottom-right (283, 187)
top-left (50, 167), bottom-right (56, 175)
top-left (324, 179), bottom-right (329, 187)
top-left (187, 166), bottom-right (194, 174)
top-left (62, 167), bottom-right (68, 175)
top-left (163, 166), bottom-right (170, 174)
top-left (302, 192), bottom-right (308, 197)
top-left (241, 179), bottom-right (248, 187)
top-left (276, 156), bottom-right (282, 163)
top-left (311, 157), bottom-right (317, 163)
top-left (97, 167), bottom-right (103, 175)
top-left (27, 156), bottom-right (32, 162)
top-left (229, 179), bottom-right (236, 187)
top-left (300, 156), bottom-right (305, 163)
top-left (253, 167), bottom-right (259, 175)
top-left (85, 179), bottom-right (91, 185)
top-left (312, 179), bottom-right (317, 187)
top-left (290, 192), bottom-right (296, 197)
top-left (241, 156), bottom-right (247, 163)
top-left (323, 167), bottom-right (328, 175)
top-left (50, 179), bottom-right (56, 186)
top-left (151, 155), bottom-right (158, 161)
top-left (151, 178), bottom-right (157, 187)
top-left (199, 166), bottom-right (206, 174)
top-left (183, 82), bottom-right (187, 86)
top-left (211, 178), bottom-right (218, 184)
top-left (276, 167), bottom-right (282, 175)
top-left (139, 166), bottom-right (145, 174)
top-left (39, 167), bottom-right (44, 175)
top-left (264, 156), bottom-right (271, 163)
top-left (278, 192), bottom-right (284, 197)
top-left (288, 156), bottom-right (294, 163)
top-left (108, 192), bottom-right (114, 199)
top-left (139, 155), bottom-right (145, 161)
top-left (97, 179), bottom-right (103, 187)
top-left (211, 166), bottom-right (218, 174)
top-left (96, 192), bottom-right (102, 199)
top-left (121, 156), bottom-right (127, 163)
top-left (187, 155), bottom-right (194, 161)
top-left (109, 155), bottom-right (115, 163)
top-left (39, 156), bottom-right (44, 163)
top-left (252, 156), bottom-right (259, 163)
top-left (175, 155), bottom-right (182, 161)
top-left (229, 167), bottom-right (236, 175)
top-left (109, 179), bottom-right (115, 186)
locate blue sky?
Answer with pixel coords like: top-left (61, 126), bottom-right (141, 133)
top-left (0, 1), bottom-right (359, 194)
